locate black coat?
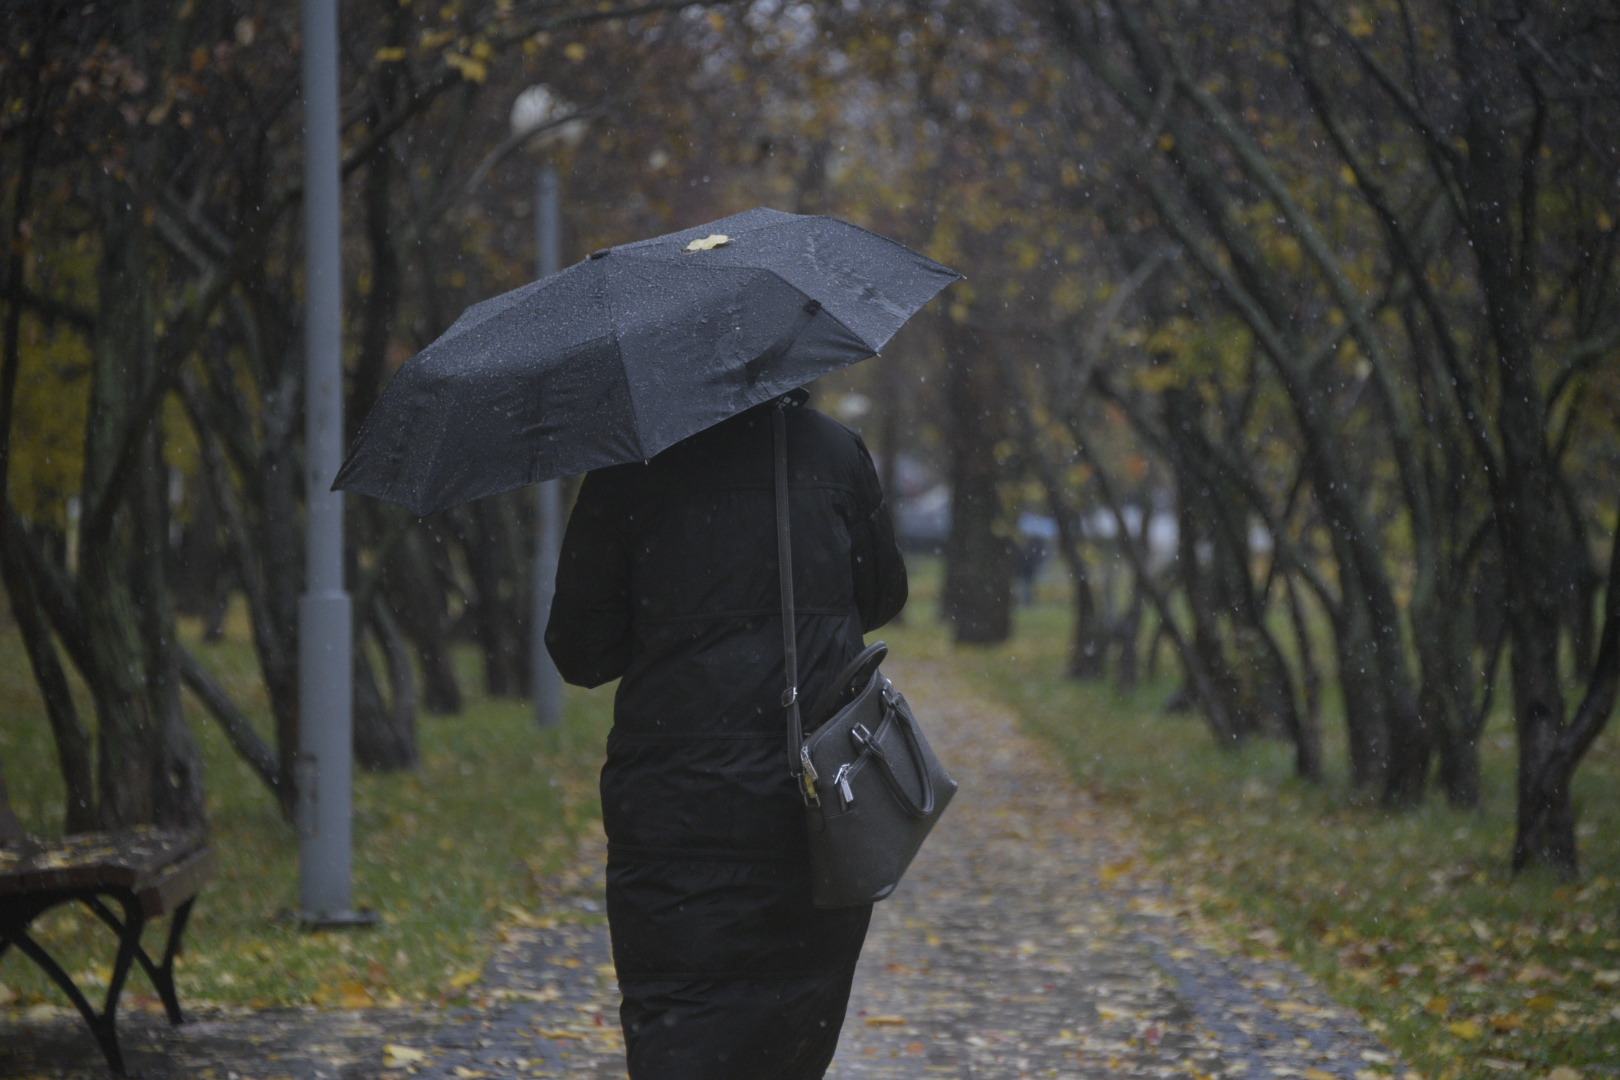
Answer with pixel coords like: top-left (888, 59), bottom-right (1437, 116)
top-left (546, 398), bottom-right (908, 1080)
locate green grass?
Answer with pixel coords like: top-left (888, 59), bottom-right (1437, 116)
top-left (893, 569), bottom-right (1620, 1080)
top-left (1, 611), bottom-right (613, 1012)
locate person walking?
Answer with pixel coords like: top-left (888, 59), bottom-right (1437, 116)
top-left (545, 389), bottom-right (909, 1080)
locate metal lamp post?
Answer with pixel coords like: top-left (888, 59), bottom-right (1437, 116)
top-left (511, 86), bottom-right (587, 728)
top-left (297, 0), bottom-right (371, 928)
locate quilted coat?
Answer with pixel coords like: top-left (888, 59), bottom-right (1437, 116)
top-left (545, 395), bottom-right (908, 1080)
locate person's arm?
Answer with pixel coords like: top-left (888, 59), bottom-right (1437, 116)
top-left (848, 436), bottom-right (908, 632)
top-left (545, 473), bottom-right (634, 687)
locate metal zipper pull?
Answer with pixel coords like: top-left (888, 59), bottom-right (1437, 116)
top-left (834, 763), bottom-right (855, 807)
top-left (799, 747), bottom-right (820, 806)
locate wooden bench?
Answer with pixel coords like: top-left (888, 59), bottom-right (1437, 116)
top-left (1, 827), bottom-right (216, 1077)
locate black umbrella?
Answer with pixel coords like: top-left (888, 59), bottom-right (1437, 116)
top-left (333, 207), bottom-right (961, 516)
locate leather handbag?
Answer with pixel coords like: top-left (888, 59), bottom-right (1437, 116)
top-left (772, 404), bottom-right (958, 909)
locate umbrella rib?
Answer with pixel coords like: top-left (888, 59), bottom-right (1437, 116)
top-left (596, 258), bottom-right (652, 464)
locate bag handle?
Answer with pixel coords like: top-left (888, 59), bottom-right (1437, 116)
top-left (807, 641), bottom-right (888, 726)
top-left (775, 404), bottom-right (819, 805)
top-left (854, 687), bottom-right (939, 818)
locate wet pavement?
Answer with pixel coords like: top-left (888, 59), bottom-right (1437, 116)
top-left (0, 656), bottom-right (1408, 1079)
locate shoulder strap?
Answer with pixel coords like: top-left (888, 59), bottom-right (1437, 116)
top-left (774, 404), bottom-right (817, 804)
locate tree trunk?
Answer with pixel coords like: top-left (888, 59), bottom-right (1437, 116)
top-left (461, 495), bottom-right (531, 697)
top-left (354, 599), bottom-right (420, 772)
top-left (381, 523), bottom-right (462, 715)
top-left (132, 431), bottom-right (206, 827)
top-left (0, 520), bottom-right (97, 831)
top-left (73, 177), bottom-right (208, 830)
top-left (0, 771), bottom-right (23, 842)
top-left (940, 317), bottom-right (1013, 645)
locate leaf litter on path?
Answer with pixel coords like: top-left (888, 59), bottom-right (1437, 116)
top-left (0, 655), bottom-right (1410, 1080)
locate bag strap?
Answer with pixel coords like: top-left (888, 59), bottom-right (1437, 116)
top-left (774, 404), bottom-right (818, 805)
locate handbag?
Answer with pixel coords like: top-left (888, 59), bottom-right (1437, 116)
top-left (772, 403), bottom-right (958, 909)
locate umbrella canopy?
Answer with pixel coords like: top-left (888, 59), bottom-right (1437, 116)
top-left (334, 207), bottom-right (960, 515)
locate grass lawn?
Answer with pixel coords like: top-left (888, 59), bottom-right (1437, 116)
top-left (900, 568), bottom-right (1620, 1080)
top-left (1, 611), bottom-right (614, 1012)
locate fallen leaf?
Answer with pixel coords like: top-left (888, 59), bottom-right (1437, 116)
top-left (447, 969), bottom-right (481, 990)
top-left (1546, 1069), bottom-right (1582, 1080)
top-left (865, 1015), bottom-right (908, 1027)
top-left (383, 1044), bottom-right (427, 1066)
top-left (1098, 857), bottom-right (1134, 885)
top-left (683, 234), bottom-right (730, 252)
top-left (1448, 1019), bottom-right (1483, 1040)
top-left (1488, 1012), bottom-right (1524, 1032)
top-left (335, 980), bottom-right (372, 1009)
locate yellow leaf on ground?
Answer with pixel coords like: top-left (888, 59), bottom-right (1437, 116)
top-left (447, 969), bottom-right (481, 990)
top-left (333, 980), bottom-right (372, 1009)
top-left (865, 1015), bottom-right (908, 1027)
top-left (383, 1044), bottom-right (427, 1066)
top-left (1447, 1019), bottom-right (1483, 1040)
top-left (1546, 1069), bottom-right (1582, 1080)
top-left (1305, 1069), bottom-right (1337, 1080)
top-left (1098, 857), bottom-right (1134, 885)
top-left (1489, 1012), bottom-right (1524, 1032)
top-left (1423, 996), bottom-right (1451, 1016)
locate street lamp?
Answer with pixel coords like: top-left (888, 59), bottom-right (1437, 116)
top-left (510, 86), bottom-right (587, 727)
top-left (297, 0), bottom-right (372, 929)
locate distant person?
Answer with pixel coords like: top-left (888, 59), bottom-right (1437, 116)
top-left (546, 389), bottom-right (908, 1080)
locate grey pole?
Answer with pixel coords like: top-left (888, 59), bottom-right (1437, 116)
top-left (532, 166), bottom-right (565, 727)
top-left (298, 0), bottom-right (367, 928)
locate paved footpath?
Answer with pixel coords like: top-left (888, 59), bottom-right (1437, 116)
top-left (1, 657), bottom-right (1409, 1079)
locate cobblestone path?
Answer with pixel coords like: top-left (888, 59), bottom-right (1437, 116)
top-left (0, 656), bottom-right (1407, 1079)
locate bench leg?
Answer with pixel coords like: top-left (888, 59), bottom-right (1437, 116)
top-left (85, 895), bottom-right (192, 1025)
top-left (151, 897), bottom-right (194, 1024)
top-left (5, 924), bottom-right (131, 1077)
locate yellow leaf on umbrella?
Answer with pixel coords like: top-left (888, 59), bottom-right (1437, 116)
top-left (683, 234), bottom-right (731, 253)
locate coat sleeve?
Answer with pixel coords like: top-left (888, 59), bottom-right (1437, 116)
top-left (545, 472), bottom-right (634, 688)
top-left (848, 434), bottom-right (908, 633)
